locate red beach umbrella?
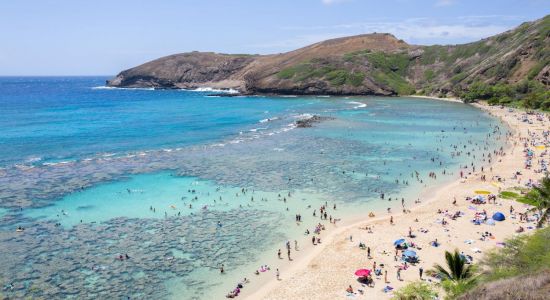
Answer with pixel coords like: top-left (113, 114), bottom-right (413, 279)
top-left (354, 269), bottom-right (371, 276)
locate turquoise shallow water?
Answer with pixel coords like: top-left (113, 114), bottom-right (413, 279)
top-left (0, 77), bottom-right (507, 299)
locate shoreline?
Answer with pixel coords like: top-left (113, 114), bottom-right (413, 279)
top-left (407, 94), bottom-right (464, 103)
top-left (239, 101), bottom-right (547, 299)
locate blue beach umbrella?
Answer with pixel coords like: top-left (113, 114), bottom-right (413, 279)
top-left (492, 212), bottom-right (505, 221)
top-left (394, 238), bottom-right (406, 246)
top-left (402, 250), bottom-right (417, 257)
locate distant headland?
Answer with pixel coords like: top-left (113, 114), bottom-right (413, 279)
top-left (107, 15), bottom-right (549, 101)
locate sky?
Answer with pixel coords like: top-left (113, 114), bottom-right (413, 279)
top-left (0, 0), bottom-right (548, 76)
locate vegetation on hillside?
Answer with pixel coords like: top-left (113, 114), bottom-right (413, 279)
top-left (274, 14), bottom-right (548, 100)
top-left (431, 250), bottom-right (477, 298)
top-left (277, 61), bottom-right (366, 87)
top-left (481, 226), bottom-right (550, 282)
top-left (460, 80), bottom-right (550, 110)
top-left (392, 281), bottom-right (438, 300)
top-left (344, 50), bottom-right (416, 94)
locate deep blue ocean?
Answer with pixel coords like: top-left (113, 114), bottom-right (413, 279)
top-left (0, 76), bottom-right (342, 166)
top-left (0, 76), bottom-right (506, 299)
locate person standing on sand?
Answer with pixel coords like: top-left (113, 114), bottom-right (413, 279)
top-left (384, 270), bottom-right (388, 283)
top-left (390, 216), bottom-right (394, 225)
top-left (276, 268), bottom-right (280, 280)
top-left (397, 268), bottom-right (402, 281)
top-left (419, 266), bottom-right (423, 280)
top-left (278, 249), bottom-right (281, 259)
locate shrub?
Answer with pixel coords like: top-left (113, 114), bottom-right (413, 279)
top-left (325, 70), bottom-right (348, 86)
top-left (451, 73), bottom-right (467, 84)
top-left (482, 226), bottom-right (550, 281)
top-left (441, 280), bottom-right (477, 299)
top-left (347, 72), bottom-right (365, 86)
top-left (392, 281), bottom-right (438, 300)
top-left (499, 191), bottom-right (520, 199)
top-left (277, 68), bottom-right (296, 79)
top-left (424, 70), bottom-right (435, 82)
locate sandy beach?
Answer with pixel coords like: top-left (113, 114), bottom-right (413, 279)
top-left (408, 95), bottom-right (464, 103)
top-left (233, 101), bottom-right (549, 300)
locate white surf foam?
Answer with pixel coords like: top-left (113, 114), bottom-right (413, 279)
top-left (92, 86), bottom-right (155, 91)
top-left (348, 101), bottom-right (367, 109)
top-left (189, 87), bottom-right (239, 94)
top-left (259, 117), bottom-right (279, 123)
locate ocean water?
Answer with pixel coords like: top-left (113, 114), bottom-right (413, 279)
top-left (0, 77), bottom-right (506, 299)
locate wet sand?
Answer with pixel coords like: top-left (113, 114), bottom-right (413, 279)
top-left (234, 102), bottom-right (548, 300)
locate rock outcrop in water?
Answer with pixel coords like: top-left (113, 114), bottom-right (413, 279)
top-left (107, 15), bottom-right (549, 98)
top-left (295, 115), bottom-right (334, 128)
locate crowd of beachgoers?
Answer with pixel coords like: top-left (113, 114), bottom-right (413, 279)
top-left (222, 103), bottom-right (549, 299)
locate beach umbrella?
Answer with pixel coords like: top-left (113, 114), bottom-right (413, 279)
top-left (354, 269), bottom-right (371, 276)
top-left (535, 145), bottom-right (546, 150)
top-left (475, 190), bottom-right (491, 195)
top-left (393, 238), bottom-right (406, 246)
top-left (486, 219), bottom-right (496, 225)
top-left (492, 212), bottom-right (505, 221)
top-left (402, 250), bottom-right (417, 257)
top-left (472, 195), bottom-right (486, 202)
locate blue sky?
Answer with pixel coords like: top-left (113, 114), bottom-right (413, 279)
top-left (0, 0), bottom-right (548, 75)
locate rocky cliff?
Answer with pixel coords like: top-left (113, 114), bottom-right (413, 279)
top-left (107, 15), bottom-right (549, 98)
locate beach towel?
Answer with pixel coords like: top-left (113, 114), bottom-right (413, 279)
top-left (383, 286), bottom-right (394, 293)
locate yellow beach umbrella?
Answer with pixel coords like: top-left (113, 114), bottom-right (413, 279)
top-left (535, 145), bottom-right (546, 150)
top-left (474, 190), bottom-right (491, 195)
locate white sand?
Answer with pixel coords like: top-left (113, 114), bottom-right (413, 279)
top-left (408, 95), bottom-right (464, 103)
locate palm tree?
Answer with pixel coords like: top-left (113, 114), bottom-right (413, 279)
top-left (432, 250), bottom-right (477, 298)
top-left (529, 176), bottom-right (550, 228)
top-left (432, 250), bottom-right (475, 282)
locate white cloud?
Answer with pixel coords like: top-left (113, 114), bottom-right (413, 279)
top-left (275, 16), bottom-right (516, 46)
top-left (435, 0), bottom-right (455, 7)
top-left (246, 15), bottom-right (525, 53)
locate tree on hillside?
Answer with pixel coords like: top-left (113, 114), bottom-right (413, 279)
top-left (526, 176), bottom-right (550, 228)
top-left (433, 250), bottom-right (475, 281)
top-left (432, 250), bottom-right (477, 299)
